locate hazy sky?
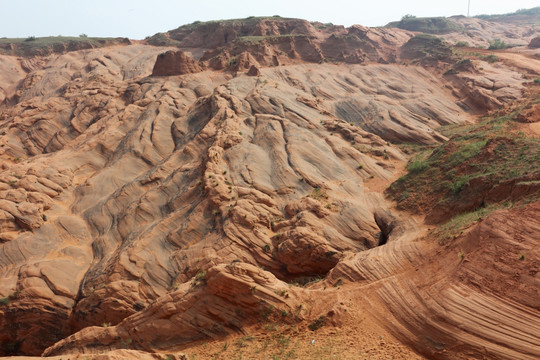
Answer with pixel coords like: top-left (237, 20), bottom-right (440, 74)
top-left (2, 0), bottom-right (539, 39)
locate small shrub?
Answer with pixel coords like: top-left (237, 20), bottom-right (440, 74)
top-left (261, 305), bottom-right (274, 320)
top-left (480, 54), bottom-right (499, 63)
top-left (195, 271), bottom-right (206, 282)
top-left (0, 297), bottom-right (10, 305)
top-left (401, 14), bottom-right (416, 20)
top-left (488, 38), bottom-right (508, 50)
top-left (398, 191), bottom-right (410, 202)
top-left (79, 33), bottom-right (88, 38)
top-left (309, 187), bottom-right (329, 200)
top-left (534, 78), bottom-right (540, 84)
top-left (450, 175), bottom-right (471, 194)
top-left (25, 36), bottom-right (36, 42)
top-left (120, 338), bottom-right (132, 348)
top-left (454, 41), bottom-right (469, 47)
top-left (308, 315), bottom-right (327, 331)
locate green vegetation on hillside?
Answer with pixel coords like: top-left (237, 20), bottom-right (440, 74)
top-left (387, 105), bottom-right (540, 225)
top-left (488, 38), bottom-right (510, 50)
top-left (476, 7), bottom-right (540, 19)
top-left (475, 7), bottom-right (540, 26)
top-left (0, 36), bottom-right (128, 56)
top-left (388, 16), bottom-right (464, 34)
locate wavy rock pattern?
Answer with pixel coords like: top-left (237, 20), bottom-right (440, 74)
top-left (0, 17), bottom-right (537, 358)
top-left (329, 202), bottom-right (540, 360)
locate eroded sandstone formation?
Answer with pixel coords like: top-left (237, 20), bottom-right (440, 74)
top-left (0, 15), bottom-right (538, 360)
top-left (151, 51), bottom-right (204, 76)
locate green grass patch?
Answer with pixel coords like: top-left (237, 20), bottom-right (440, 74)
top-left (446, 140), bottom-right (487, 168)
top-left (454, 41), bottom-right (469, 47)
top-left (435, 204), bottom-right (510, 244)
top-left (407, 159), bottom-right (429, 173)
top-left (480, 54), bottom-right (499, 63)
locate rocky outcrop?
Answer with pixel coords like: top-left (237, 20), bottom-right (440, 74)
top-left (44, 263), bottom-right (299, 356)
top-left (148, 17), bottom-right (414, 71)
top-left (151, 50), bottom-right (203, 76)
top-left (443, 57), bottom-right (527, 113)
top-left (400, 34), bottom-right (455, 66)
top-left (529, 36), bottom-right (540, 48)
top-left (246, 65), bottom-right (261, 76)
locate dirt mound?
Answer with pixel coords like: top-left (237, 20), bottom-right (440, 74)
top-left (517, 102), bottom-right (540, 123)
top-left (389, 16), bottom-right (464, 34)
top-left (529, 36), bottom-right (540, 48)
top-left (151, 50), bottom-right (204, 76)
top-left (400, 34), bottom-right (455, 65)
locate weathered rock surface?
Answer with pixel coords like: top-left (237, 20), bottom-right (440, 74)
top-left (246, 65), bottom-right (261, 76)
top-left (328, 201), bottom-right (540, 360)
top-left (149, 17), bottom-right (413, 70)
top-left (0, 40), bottom-right (467, 355)
top-left (529, 36), bottom-right (540, 49)
top-left (151, 50), bottom-right (203, 76)
top-left (0, 15), bottom-right (538, 360)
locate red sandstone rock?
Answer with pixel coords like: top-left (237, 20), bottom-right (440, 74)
top-left (151, 50), bottom-right (203, 76)
top-left (247, 65), bottom-right (261, 76)
top-left (529, 36), bottom-right (540, 48)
